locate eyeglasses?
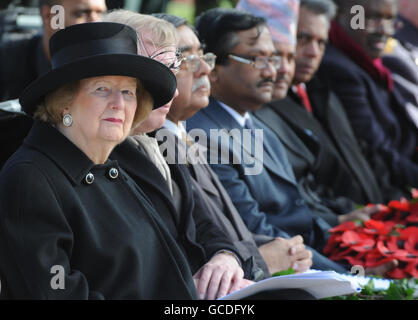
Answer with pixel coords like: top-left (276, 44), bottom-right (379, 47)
top-left (179, 52), bottom-right (217, 73)
top-left (228, 54), bottom-right (282, 70)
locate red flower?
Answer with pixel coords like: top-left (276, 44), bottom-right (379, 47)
top-left (388, 200), bottom-right (410, 212)
top-left (371, 204), bottom-right (392, 221)
top-left (404, 261), bottom-right (418, 278)
top-left (387, 267), bottom-right (408, 279)
top-left (363, 249), bottom-right (397, 268)
top-left (407, 202), bottom-right (418, 223)
top-left (376, 240), bottom-right (408, 259)
top-left (329, 221), bottom-right (358, 233)
top-left (362, 220), bottom-right (393, 236)
top-left (324, 202), bottom-right (418, 279)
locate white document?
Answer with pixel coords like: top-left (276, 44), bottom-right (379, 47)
top-left (220, 270), bottom-right (362, 300)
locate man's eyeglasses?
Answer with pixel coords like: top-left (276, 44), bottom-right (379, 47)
top-left (228, 54), bottom-right (282, 70)
top-left (179, 52), bottom-right (217, 73)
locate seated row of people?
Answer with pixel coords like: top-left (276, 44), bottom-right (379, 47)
top-left (0, 0), bottom-right (416, 299)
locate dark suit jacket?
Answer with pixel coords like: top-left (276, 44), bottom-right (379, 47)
top-left (0, 34), bottom-right (50, 102)
top-left (0, 110), bottom-right (33, 170)
top-left (187, 97), bottom-right (331, 250)
top-left (254, 81), bottom-right (383, 206)
top-left (111, 137), bottom-right (240, 275)
top-left (318, 44), bottom-right (418, 188)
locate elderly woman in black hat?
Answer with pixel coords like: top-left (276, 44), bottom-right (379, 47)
top-left (0, 22), bottom-right (197, 299)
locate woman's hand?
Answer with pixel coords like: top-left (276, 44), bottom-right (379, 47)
top-left (193, 252), bottom-right (249, 300)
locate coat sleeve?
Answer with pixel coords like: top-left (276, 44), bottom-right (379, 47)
top-left (208, 163), bottom-right (291, 239)
top-left (0, 163), bottom-right (103, 299)
top-left (189, 178), bottom-right (243, 264)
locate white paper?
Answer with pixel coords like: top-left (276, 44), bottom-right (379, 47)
top-left (219, 270), bottom-right (362, 300)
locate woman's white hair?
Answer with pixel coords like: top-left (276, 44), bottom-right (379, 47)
top-left (104, 9), bottom-right (179, 58)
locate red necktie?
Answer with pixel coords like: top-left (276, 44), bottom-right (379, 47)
top-left (295, 84), bottom-right (312, 113)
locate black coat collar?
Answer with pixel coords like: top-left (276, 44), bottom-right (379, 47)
top-left (23, 120), bottom-right (118, 185)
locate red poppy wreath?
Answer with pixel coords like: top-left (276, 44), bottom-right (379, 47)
top-left (324, 195), bottom-right (418, 279)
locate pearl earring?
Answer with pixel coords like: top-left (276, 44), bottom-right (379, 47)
top-left (63, 113), bottom-right (73, 127)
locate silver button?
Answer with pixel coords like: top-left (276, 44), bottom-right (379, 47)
top-left (85, 172), bottom-right (94, 184)
top-left (109, 168), bottom-right (119, 179)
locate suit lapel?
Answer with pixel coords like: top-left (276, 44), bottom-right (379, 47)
top-left (204, 98), bottom-right (297, 186)
top-left (254, 102), bottom-right (316, 167)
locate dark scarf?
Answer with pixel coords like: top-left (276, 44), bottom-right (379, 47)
top-left (329, 20), bottom-right (394, 91)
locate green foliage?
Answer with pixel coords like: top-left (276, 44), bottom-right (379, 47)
top-left (271, 268), bottom-right (296, 277)
top-left (323, 278), bottom-right (418, 300)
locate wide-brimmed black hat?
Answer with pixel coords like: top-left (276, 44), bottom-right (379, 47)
top-left (19, 22), bottom-right (177, 116)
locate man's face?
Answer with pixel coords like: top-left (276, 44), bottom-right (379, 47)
top-left (338, 0), bottom-right (397, 59)
top-left (212, 25), bottom-right (277, 114)
top-left (169, 25), bottom-right (212, 122)
top-left (61, 0), bottom-right (107, 26)
top-left (272, 41), bottom-right (295, 100)
top-left (294, 6), bottom-right (329, 85)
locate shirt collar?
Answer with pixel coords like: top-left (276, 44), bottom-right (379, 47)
top-left (217, 101), bottom-right (251, 128)
top-left (291, 83), bottom-right (306, 94)
top-left (163, 119), bottom-right (187, 138)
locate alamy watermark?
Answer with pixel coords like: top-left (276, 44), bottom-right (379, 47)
top-left (350, 5), bottom-right (366, 30)
top-left (50, 5), bottom-right (65, 30)
top-left (156, 126), bottom-right (264, 176)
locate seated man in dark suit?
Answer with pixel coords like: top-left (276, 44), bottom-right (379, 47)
top-left (152, 12), bottom-right (314, 279)
top-left (188, 7), bottom-right (398, 277)
top-left (246, 0), bottom-right (406, 223)
top-left (187, 7), bottom-right (354, 274)
top-left (318, 0), bottom-right (418, 189)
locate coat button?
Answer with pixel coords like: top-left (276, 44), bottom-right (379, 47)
top-left (109, 168), bottom-right (119, 179)
top-left (85, 172), bottom-right (94, 184)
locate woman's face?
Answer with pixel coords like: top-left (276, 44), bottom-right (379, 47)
top-left (133, 43), bottom-right (179, 134)
top-left (133, 89), bottom-right (178, 134)
top-left (64, 75), bottom-right (137, 145)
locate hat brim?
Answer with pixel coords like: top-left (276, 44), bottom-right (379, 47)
top-left (19, 54), bottom-right (177, 116)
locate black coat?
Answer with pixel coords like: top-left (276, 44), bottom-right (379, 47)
top-left (0, 34), bottom-right (50, 102)
top-left (0, 110), bottom-right (33, 170)
top-left (155, 128), bottom-right (270, 280)
top-left (111, 137), bottom-right (240, 274)
top-left (0, 121), bottom-right (197, 299)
